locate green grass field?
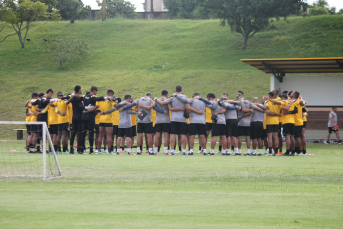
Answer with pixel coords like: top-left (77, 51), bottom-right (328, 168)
top-left (0, 142), bottom-right (342, 228)
top-left (1, 15), bottom-right (343, 122)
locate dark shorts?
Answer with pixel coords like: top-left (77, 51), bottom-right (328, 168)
top-left (37, 124), bottom-right (43, 133)
top-left (250, 122), bottom-right (263, 139)
top-left (238, 126), bottom-right (251, 137)
top-left (155, 123), bottom-right (170, 134)
top-left (58, 123), bottom-right (69, 132)
top-left (226, 119), bottom-right (238, 137)
top-left (99, 123), bottom-right (113, 128)
top-left (186, 124), bottom-right (190, 135)
top-left (137, 122), bottom-right (154, 134)
top-left (189, 123), bottom-right (206, 136)
top-left (279, 122), bottom-right (282, 133)
top-left (26, 125), bottom-right (31, 135)
top-left (132, 125), bottom-right (137, 137)
top-left (205, 123), bottom-right (212, 132)
top-left (152, 126), bottom-right (155, 134)
top-left (71, 120), bottom-right (82, 133)
top-left (94, 124), bottom-right (99, 134)
top-left (31, 124), bottom-right (38, 134)
top-left (328, 127), bottom-right (338, 134)
top-left (82, 119), bottom-right (95, 133)
top-left (118, 127), bottom-right (132, 138)
top-left (112, 125), bottom-right (119, 136)
top-left (266, 124), bottom-right (279, 134)
top-left (212, 123), bottom-right (226, 137)
top-left (303, 121), bottom-right (307, 129)
top-left (49, 124), bottom-right (58, 135)
top-left (294, 126), bottom-right (302, 139)
top-left (283, 123), bottom-right (295, 136)
top-left (170, 122), bottom-right (188, 135)
top-left (262, 129), bottom-right (267, 139)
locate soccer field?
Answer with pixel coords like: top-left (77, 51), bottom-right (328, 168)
top-left (0, 144), bottom-right (342, 228)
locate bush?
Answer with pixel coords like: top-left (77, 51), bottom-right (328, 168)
top-left (310, 7), bottom-right (329, 16)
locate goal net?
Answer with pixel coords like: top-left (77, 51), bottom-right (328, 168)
top-left (0, 121), bottom-right (62, 180)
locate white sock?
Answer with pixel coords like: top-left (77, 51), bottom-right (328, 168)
top-left (203, 149), bottom-right (207, 153)
top-left (235, 148), bottom-right (239, 153)
top-left (117, 149), bottom-right (121, 153)
top-left (247, 149), bottom-right (250, 154)
top-left (154, 147), bottom-right (158, 153)
top-left (149, 148), bottom-right (153, 153)
top-left (222, 149), bottom-right (226, 154)
top-left (137, 147), bottom-right (140, 153)
top-left (171, 150), bottom-right (175, 153)
top-left (239, 149), bottom-right (241, 153)
top-left (164, 147), bottom-right (168, 153)
top-left (183, 149), bottom-right (186, 153)
top-left (258, 149), bottom-right (262, 154)
top-left (190, 149), bottom-right (194, 153)
top-left (252, 150), bottom-right (256, 154)
top-left (128, 148), bottom-right (132, 153)
top-left (210, 149), bottom-right (214, 154)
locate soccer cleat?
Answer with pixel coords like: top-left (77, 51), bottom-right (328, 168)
top-left (235, 152), bottom-right (241, 156)
top-left (164, 153), bottom-right (170, 155)
top-left (203, 152), bottom-right (208, 155)
top-left (188, 152), bottom-right (194, 155)
top-left (171, 152), bottom-right (175, 156)
top-left (262, 151), bottom-right (268, 155)
top-left (282, 152), bottom-right (290, 156)
top-left (89, 152), bottom-right (95, 155)
top-left (182, 152), bottom-right (187, 156)
top-left (198, 150), bottom-right (202, 154)
top-left (175, 151), bottom-right (181, 154)
top-left (221, 152), bottom-right (226, 156)
top-left (257, 152), bottom-right (262, 156)
top-left (244, 153), bottom-right (250, 156)
top-left (216, 151), bottom-right (221, 154)
top-left (251, 152), bottom-right (256, 156)
top-left (299, 153), bottom-right (306, 156)
top-left (122, 149), bottom-right (125, 153)
top-left (278, 151), bottom-right (283, 155)
top-left (94, 149), bottom-right (98, 153)
top-left (149, 152), bottom-right (155, 155)
top-left (55, 151), bottom-right (60, 154)
top-left (210, 152), bottom-right (215, 156)
top-left (225, 152), bottom-right (231, 156)
top-left (338, 140), bottom-right (343, 144)
top-left (324, 140), bottom-right (330, 144)
top-left (116, 152), bottom-right (122, 155)
top-left (137, 152), bottom-right (142, 155)
top-left (69, 149), bottom-right (74, 154)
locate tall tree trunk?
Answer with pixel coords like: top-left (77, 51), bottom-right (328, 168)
top-left (242, 35), bottom-right (248, 50)
top-left (151, 0), bottom-right (153, 12)
top-left (102, 0), bottom-right (107, 21)
top-left (70, 0), bottom-right (80, 23)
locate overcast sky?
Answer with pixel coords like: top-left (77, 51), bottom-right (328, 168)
top-left (83, 0), bottom-right (343, 12)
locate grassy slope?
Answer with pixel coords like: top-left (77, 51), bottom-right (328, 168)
top-left (1, 15), bottom-right (343, 121)
top-left (0, 143), bottom-right (343, 228)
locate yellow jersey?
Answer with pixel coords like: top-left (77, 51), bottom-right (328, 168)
top-left (54, 100), bottom-right (69, 124)
top-left (112, 110), bottom-right (120, 126)
top-left (294, 101), bottom-right (304, 126)
top-left (263, 113), bottom-right (266, 129)
top-left (265, 100), bottom-right (283, 125)
top-left (275, 97), bottom-right (282, 123)
top-left (281, 100), bottom-right (299, 125)
top-left (47, 104), bottom-right (59, 125)
top-left (206, 107), bottom-right (212, 123)
top-left (152, 109), bottom-right (157, 127)
top-left (29, 100), bottom-right (38, 122)
top-left (68, 103), bottom-right (73, 124)
top-left (25, 105), bottom-right (31, 122)
top-left (131, 106), bottom-right (138, 126)
top-left (98, 99), bottom-right (115, 124)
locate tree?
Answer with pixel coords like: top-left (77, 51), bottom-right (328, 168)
top-left (96, 0), bottom-right (136, 19)
top-left (55, 0), bottom-right (90, 21)
top-left (46, 36), bottom-right (89, 69)
top-left (0, 0), bottom-right (60, 48)
top-left (204, 0), bottom-right (304, 50)
top-left (339, 9), bottom-right (343, 14)
top-left (312, 0), bottom-right (328, 8)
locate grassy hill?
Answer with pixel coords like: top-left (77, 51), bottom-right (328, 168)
top-left (1, 15), bottom-right (343, 121)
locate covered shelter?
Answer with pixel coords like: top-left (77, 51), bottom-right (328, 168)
top-left (241, 57), bottom-right (343, 140)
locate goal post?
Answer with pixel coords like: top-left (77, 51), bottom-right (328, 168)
top-left (0, 121), bottom-right (62, 180)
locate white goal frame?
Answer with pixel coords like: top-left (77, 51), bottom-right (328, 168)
top-left (0, 121), bottom-right (62, 180)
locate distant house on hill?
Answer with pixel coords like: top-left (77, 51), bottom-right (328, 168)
top-left (138, 0), bottom-right (170, 19)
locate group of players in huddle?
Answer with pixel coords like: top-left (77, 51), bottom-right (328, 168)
top-left (25, 84), bottom-right (309, 156)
